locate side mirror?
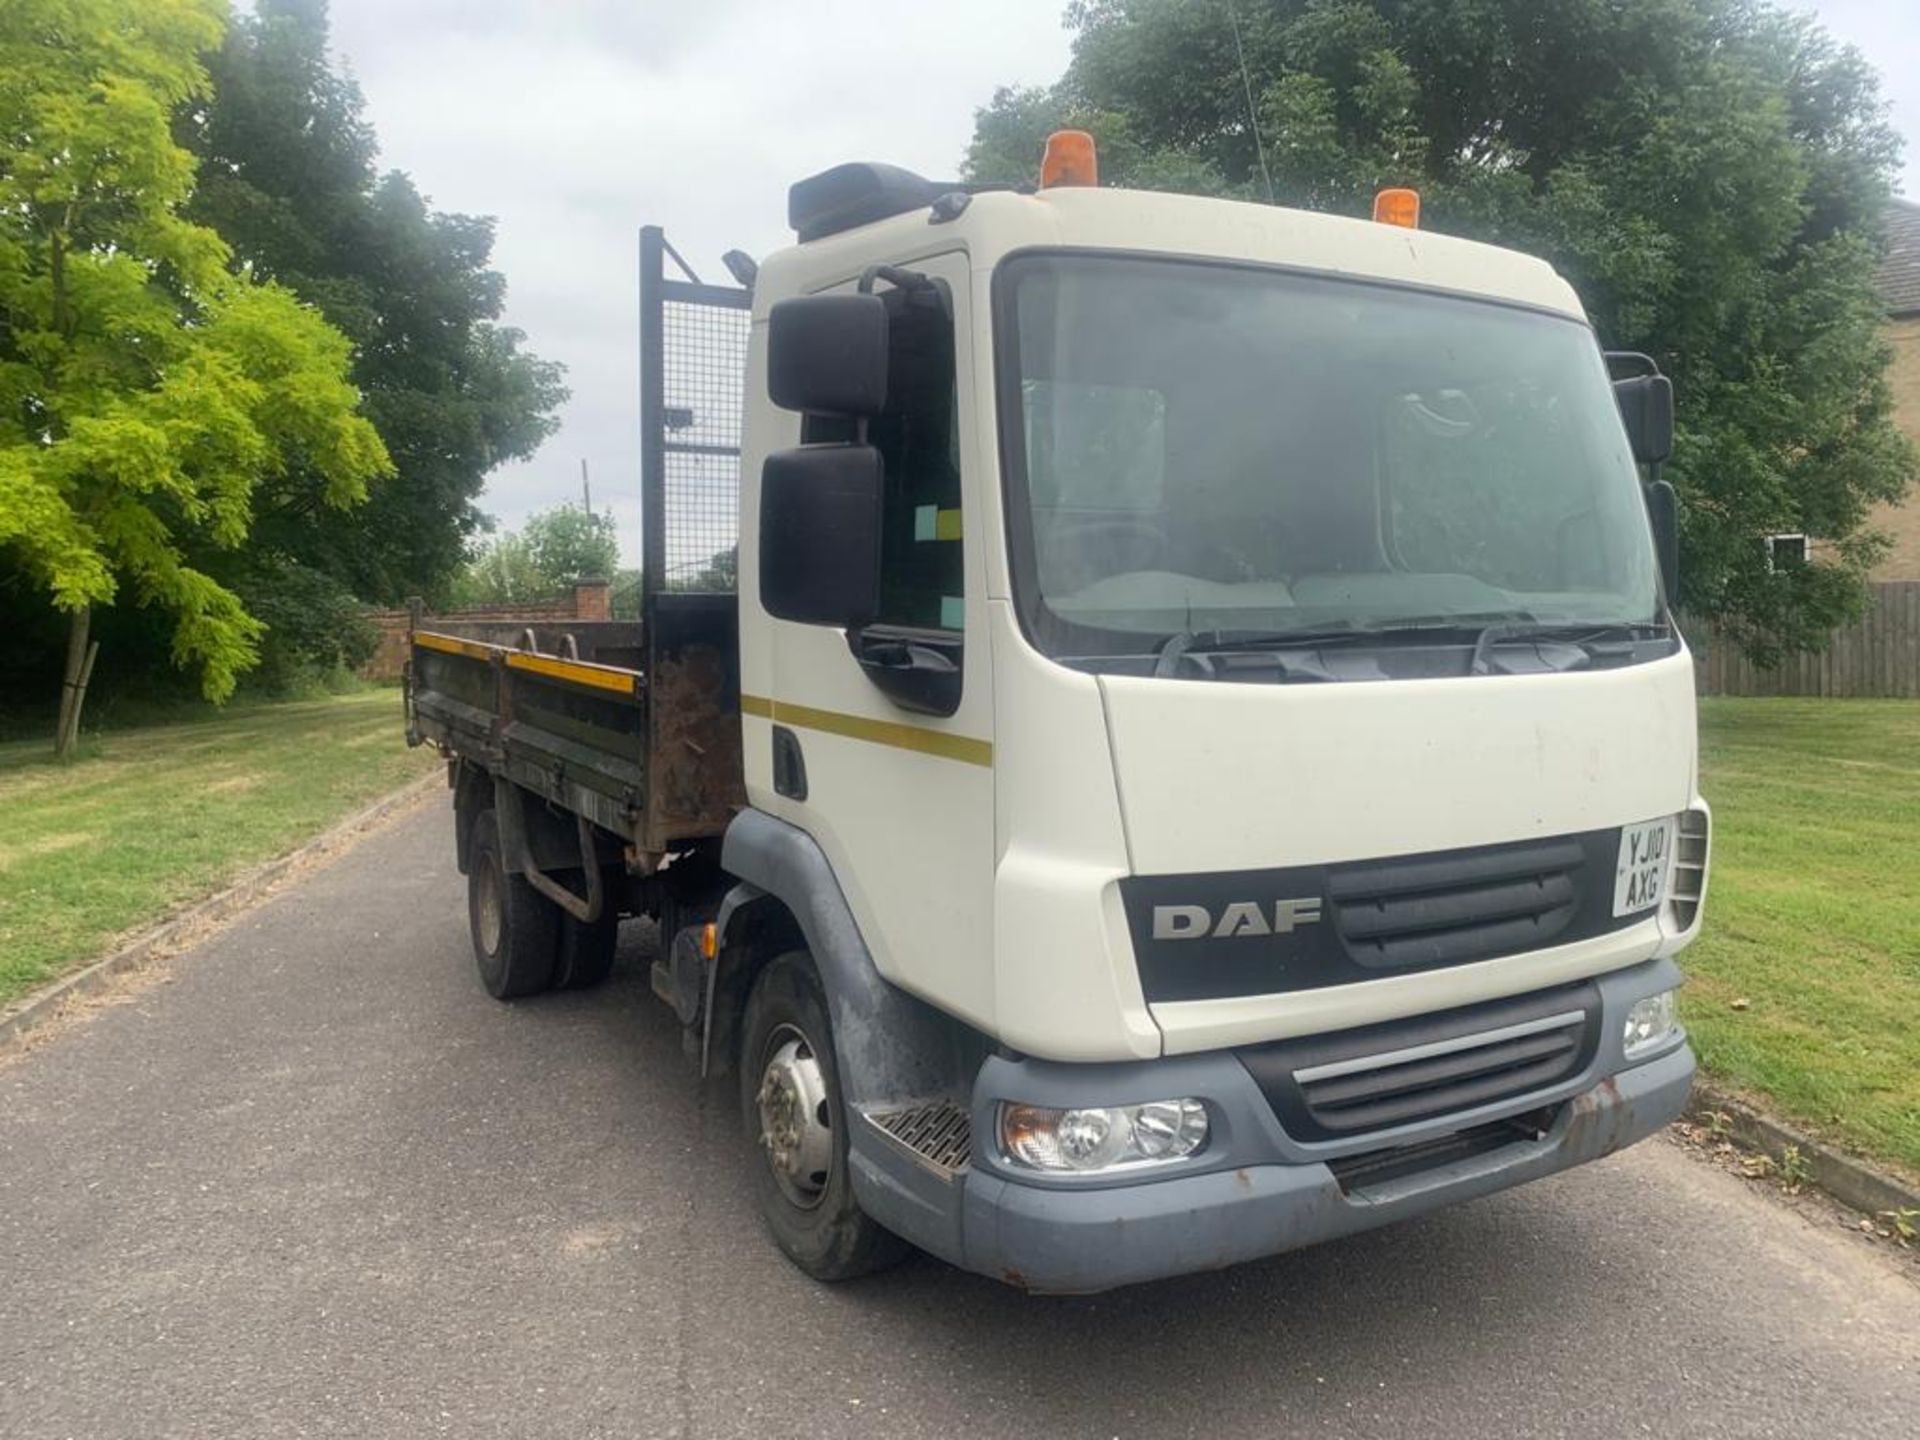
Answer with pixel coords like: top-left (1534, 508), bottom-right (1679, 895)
top-left (1612, 373), bottom-right (1673, 467)
top-left (768, 294), bottom-right (888, 416)
top-left (759, 444), bottom-right (882, 627)
top-left (1645, 478), bottom-right (1680, 602)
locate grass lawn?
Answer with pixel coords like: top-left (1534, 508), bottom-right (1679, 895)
top-left (0, 689), bottom-right (439, 1009)
top-left (1687, 698), bottom-right (1920, 1180)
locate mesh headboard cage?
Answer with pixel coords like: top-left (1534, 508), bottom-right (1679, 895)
top-left (640, 226), bottom-right (751, 594)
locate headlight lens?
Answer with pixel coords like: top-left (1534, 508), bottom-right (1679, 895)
top-left (1623, 990), bottom-right (1679, 1060)
top-left (999, 1099), bottom-right (1209, 1173)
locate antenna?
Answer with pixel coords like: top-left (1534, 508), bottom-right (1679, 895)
top-left (1227, 0), bottom-right (1275, 205)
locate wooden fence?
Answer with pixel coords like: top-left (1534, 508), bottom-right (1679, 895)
top-left (1691, 581), bottom-right (1920, 698)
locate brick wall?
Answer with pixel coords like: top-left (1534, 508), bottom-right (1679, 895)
top-left (1872, 315), bottom-right (1920, 580)
top-left (570, 578), bottom-right (611, 622)
top-left (361, 580), bottom-right (611, 681)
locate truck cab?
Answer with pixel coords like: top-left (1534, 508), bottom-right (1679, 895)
top-left (410, 141), bottom-right (1705, 1292)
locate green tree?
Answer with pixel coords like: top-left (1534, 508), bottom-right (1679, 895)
top-left (523, 502), bottom-right (619, 586)
top-left (448, 530), bottom-right (545, 609)
top-left (969, 0), bottom-right (1915, 661)
top-left (230, 550), bottom-right (378, 694)
top-left (609, 566), bottom-right (643, 621)
top-left (183, 0), bottom-right (568, 606)
top-left (0, 0), bottom-right (391, 752)
top-left (450, 503), bottom-right (618, 607)
top-left (682, 545), bottom-right (737, 593)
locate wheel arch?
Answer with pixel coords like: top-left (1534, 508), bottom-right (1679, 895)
top-left (704, 885), bottom-right (804, 1078)
top-left (710, 809), bottom-right (989, 1106)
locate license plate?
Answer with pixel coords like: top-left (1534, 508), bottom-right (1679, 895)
top-left (1613, 817), bottom-right (1675, 917)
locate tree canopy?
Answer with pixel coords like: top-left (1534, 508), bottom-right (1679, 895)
top-left (183, 0), bottom-right (568, 607)
top-left (968, 0), bottom-right (1915, 659)
top-left (0, 0), bottom-right (391, 714)
top-left (449, 503), bottom-right (619, 608)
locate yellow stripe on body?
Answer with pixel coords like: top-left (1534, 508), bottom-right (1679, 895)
top-left (739, 692), bottom-right (991, 767)
top-left (413, 630), bottom-right (492, 661)
top-left (414, 630), bottom-right (639, 696)
top-left (503, 649), bottom-right (640, 696)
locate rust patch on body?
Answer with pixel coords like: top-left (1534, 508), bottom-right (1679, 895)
top-left (1569, 1073), bottom-right (1639, 1155)
top-left (646, 640), bottom-right (746, 846)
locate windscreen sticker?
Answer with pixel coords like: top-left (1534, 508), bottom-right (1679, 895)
top-left (914, 505), bottom-right (963, 542)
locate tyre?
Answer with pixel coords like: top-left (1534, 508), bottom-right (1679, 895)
top-left (739, 952), bottom-right (908, 1281)
top-left (552, 885), bottom-right (619, 990)
top-left (466, 808), bottom-right (560, 999)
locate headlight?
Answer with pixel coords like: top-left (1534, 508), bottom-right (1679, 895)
top-left (1622, 990), bottom-right (1678, 1060)
top-left (999, 1099), bottom-right (1209, 1173)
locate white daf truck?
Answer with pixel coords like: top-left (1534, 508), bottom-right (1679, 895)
top-left (406, 135), bottom-right (1707, 1292)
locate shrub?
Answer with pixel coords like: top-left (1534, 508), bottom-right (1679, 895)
top-left (232, 554), bottom-right (379, 696)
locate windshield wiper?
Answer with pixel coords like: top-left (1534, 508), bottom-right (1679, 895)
top-left (1152, 623), bottom-right (1348, 677)
top-left (1153, 619), bottom-right (1498, 679)
top-left (1152, 615), bottom-right (1668, 679)
top-left (1154, 616), bottom-right (1515, 675)
top-left (1469, 618), bottom-right (1672, 674)
top-left (1468, 621), bottom-right (1528, 676)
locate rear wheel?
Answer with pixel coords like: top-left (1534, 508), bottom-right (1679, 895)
top-left (739, 952), bottom-right (907, 1281)
top-left (552, 886), bottom-right (620, 990)
top-left (467, 808), bottom-right (559, 999)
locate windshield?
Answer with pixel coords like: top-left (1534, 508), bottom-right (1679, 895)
top-left (999, 254), bottom-right (1662, 663)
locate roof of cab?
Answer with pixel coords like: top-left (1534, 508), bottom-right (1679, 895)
top-left (759, 180), bottom-right (1586, 322)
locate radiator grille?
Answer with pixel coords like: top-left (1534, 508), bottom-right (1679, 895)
top-left (1237, 981), bottom-right (1601, 1143)
top-left (1126, 828), bottom-right (1638, 1003)
top-left (1295, 1010), bottom-right (1588, 1135)
top-left (867, 1101), bottom-right (972, 1174)
top-left (1330, 837), bottom-right (1588, 970)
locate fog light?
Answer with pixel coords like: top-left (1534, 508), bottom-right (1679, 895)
top-left (1623, 990), bottom-right (1678, 1060)
top-left (999, 1099), bottom-right (1209, 1173)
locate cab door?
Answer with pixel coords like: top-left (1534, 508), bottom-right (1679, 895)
top-left (759, 250), bottom-right (998, 1033)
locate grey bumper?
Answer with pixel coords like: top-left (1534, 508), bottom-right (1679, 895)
top-left (958, 1041), bottom-right (1693, 1293)
top-left (847, 958), bottom-right (1695, 1293)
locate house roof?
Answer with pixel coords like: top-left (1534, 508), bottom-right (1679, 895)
top-left (1882, 197), bottom-right (1920, 316)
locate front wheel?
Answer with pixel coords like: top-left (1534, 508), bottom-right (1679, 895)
top-left (739, 952), bottom-right (908, 1281)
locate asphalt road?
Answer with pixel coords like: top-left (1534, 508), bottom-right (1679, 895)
top-left (2, 802), bottom-right (1916, 1440)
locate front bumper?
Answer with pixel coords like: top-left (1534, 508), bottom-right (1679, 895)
top-left (960, 1041), bottom-right (1692, 1292)
top-left (849, 958), bottom-right (1694, 1293)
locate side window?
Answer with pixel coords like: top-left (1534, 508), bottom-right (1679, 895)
top-left (1764, 533), bottom-right (1808, 571)
top-left (799, 283), bottom-right (961, 632)
top-left (870, 285), bottom-right (962, 632)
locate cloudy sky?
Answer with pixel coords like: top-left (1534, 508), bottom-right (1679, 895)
top-left (318, 0), bottom-right (1919, 568)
